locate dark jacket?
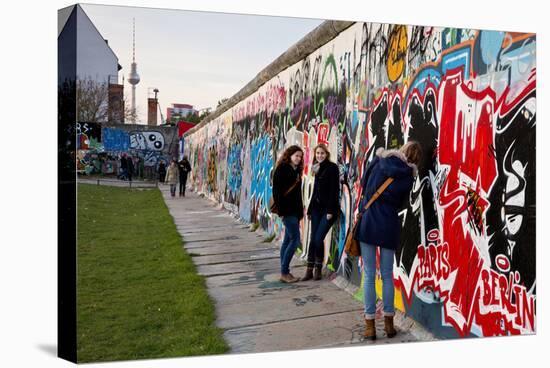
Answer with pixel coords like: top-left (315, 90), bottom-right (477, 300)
top-left (354, 148), bottom-right (416, 250)
top-left (272, 162), bottom-right (304, 220)
top-left (178, 159), bottom-right (191, 178)
top-left (158, 162), bottom-right (166, 176)
top-left (127, 158), bottom-right (135, 175)
top-left (307, 160), bottom-right (340, 216)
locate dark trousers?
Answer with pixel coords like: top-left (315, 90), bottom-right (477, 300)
top-left (307, 208), bottom-right (336, 268)
top-left (179, 175), bottom-right (188, 195)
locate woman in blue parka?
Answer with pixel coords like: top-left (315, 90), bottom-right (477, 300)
top-left (355, 141), bottom-right (422, 340)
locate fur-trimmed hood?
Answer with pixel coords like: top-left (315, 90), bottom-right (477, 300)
top-left (375, 147), bottom-right (418, 177)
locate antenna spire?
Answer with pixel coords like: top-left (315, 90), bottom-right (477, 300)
top-left (132, 18), bottom-right (136, 62)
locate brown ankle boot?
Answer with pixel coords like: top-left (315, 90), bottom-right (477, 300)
top-left (384, 316), bottom-right (397, 338)
top-left (279, 274), bottom-right (298, 283)
top-left (301, 267), bottom-right (314, 281)
top-left (364, 318), bottom-right (376, 340)
top-left (313, 265), bottom-right (322, 280)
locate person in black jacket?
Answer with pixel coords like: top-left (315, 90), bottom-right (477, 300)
top-left (272, 145), bottom-right (304, 283)
top-left (127, 155), bottom-right (135, 182)
top-left (119, 154), bottom-right (128, 180)
top-left (302, 144), bottom-right (340, 281)
top-left (158, 161), bottom-right (166, 183)
top-left (178, 156), bottom-right (192, 197)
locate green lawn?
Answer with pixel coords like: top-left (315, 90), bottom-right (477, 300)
top-left (77, 184), bottom-right (228, 362)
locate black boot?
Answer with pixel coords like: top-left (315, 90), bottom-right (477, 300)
top-left (313, 265), bottom-right (322, 280)
top-left (301, 267), bottom-right (314, 281)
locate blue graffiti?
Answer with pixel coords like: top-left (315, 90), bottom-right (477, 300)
top-left (441, 46), bottom-right (471, 79)
top-left (479, 30), bottom-right (506, 66)
top-left (226, 143), bottom-right (243, 202)
top-left (102, 128), bottom-right (129, 151)
top-left (499, 36), bottom-right (536, 84)
top-left (250, 135), bottom-right (273, 214)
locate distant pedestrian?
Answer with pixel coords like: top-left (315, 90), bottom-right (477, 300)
top-left (272, 145), bottom-right (304, 283)
top-left (178, 156), bottom-right (192, 197)
top-left (355, 141), bottom-right (422, 340)
top-left (158, 161), bottom-right (166, 183)
top-left (120, 154), bottom-right (128, 180)
top-left (138, 157), bottom-right (144, 179)
top-left (302, 144), bottom-right (340, 281)
top-left (165, 159), bottom-right (179, 198)
top-left (127, 155), bottom-right (135, 182)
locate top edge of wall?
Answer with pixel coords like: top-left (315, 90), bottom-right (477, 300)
top-left (183, 20), bottom-right (355, 137)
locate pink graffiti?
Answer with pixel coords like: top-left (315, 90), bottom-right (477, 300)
top-left (317, 123), bottom-right (329, 145)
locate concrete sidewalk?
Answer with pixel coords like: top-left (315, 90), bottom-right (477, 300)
top-left (160, 185), bottom-right (434, 353)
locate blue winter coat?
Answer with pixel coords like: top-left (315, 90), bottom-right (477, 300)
top-left (354, 148), bottom-right (416, 251)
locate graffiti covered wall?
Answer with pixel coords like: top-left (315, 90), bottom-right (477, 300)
top-left (77, 123), bottom-right (179, 178)
top-left (185, 22), bottom-right (536, 338)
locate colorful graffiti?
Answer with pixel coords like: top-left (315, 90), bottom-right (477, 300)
top-left (184, 23), bottom-right (536, 338)
top-left (76, 125), bottom-right (177, 178)
top-left (76, 122), bottom-right (102, 150)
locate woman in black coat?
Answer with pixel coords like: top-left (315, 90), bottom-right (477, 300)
top-left (302, 144), bottom-right (340, 281)
top-left (178, 156), bottom-right (192, 197)
top-left (355, 141), bottom-right (422, 340)
top-left (272, 145), bottom-right (304, 284)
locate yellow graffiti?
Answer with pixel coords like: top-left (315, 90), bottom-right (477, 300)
top-left (375, 277), bottom-right (405, 312)
top-left (354, 270), bottom-right (406, 312)
top-left (387, 25), bottom-right (408, 82)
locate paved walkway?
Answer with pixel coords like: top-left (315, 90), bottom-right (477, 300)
top-left (160, 185), bottom-right (433, 353)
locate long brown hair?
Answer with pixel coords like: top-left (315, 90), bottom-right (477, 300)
top-left (276, 145), bottom-right (304, 173)
top-left (400, 141), bottom-right (423, 166)
top-left (311, 143), bottom-right (331, 165)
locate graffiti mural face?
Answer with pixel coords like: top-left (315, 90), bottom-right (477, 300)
top-left (76, 125), bottom-right (174, 178)
top-left (184, 23), bottom-right (536, 338)
top-left (129, 131), bottom-right (165, 151)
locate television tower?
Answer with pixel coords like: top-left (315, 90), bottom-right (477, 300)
top-left (127, 18), bottom-right (140, 123)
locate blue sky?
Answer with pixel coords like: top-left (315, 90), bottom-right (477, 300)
top-left (81, 4), bottom-right (323, 123)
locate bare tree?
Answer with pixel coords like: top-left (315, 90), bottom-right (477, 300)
top-left (76, 77), bottom-right (140, 123)
top-left (109, 95), bottom-right (140, 123)
top-left (76, 77), bottom-right (109, 122)
top-left (124, 101), bottom-right (140, 124)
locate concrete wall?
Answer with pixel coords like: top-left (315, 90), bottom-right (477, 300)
top-left (184, 22), bottom-right (536, 338)
top-left (77, 122), bottom-right (179, 179)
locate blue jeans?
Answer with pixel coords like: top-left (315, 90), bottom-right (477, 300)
top-left (280, 216), bottom-right (301, 275)
top-left (307, 208), bottom-right (336, 267)
top-left (360, 242), bottom-right (395, 318)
